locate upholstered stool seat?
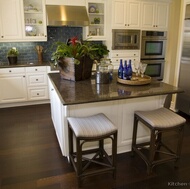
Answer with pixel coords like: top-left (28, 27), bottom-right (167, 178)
top-left (68, 113), bottom-right (118, 186)
top-left (132, 107), bottom-right (186, 174)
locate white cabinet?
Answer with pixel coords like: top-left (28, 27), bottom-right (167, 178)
top-left (111, 50), bottom-right (140, 69)
top-left (45, 0), bottom-right (86, 6)
top-left (48, 78), bottom-right (65, 154)
top-left (26, 66), bottom-right (49, 100)
top-left (112, 0), bottom-right (141, 29)
top-left (0, 68), bottom-right (27, 103)
top-left (23, 0), bottom-right (47, 41)
top-left (0, 0), bottom-right (23, 41)
top-left (141, 1), bottom-right (169, 30)
top-left (83, 1), bottom-right (106, 40)
top-left (0, 66), bottom-right (49, 106)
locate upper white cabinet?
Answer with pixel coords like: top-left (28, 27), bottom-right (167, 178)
top-left (23, 0), bottom-right (47, 41)
top-left (112, 0), bottom-right (141, 29)
top-left (45, 0), bottom-right (86, 6)
top-left (83, 0), bottom-right (106, 41)
top-left (0, 0), bottom-right (23, 41)
top-left (141, 1), bottom-right (169, 30)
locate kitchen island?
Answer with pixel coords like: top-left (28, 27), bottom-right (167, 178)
top-left (48, 73), bottom-right (183, 157)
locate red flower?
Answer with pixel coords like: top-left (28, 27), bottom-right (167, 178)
top-left (70, 37), bottom-right (78, 46)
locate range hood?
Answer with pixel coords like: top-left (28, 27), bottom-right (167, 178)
top-left (46, 5), bottom-right (89, 27)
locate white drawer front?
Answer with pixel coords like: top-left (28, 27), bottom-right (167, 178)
top-left (28, 87), bottom-right (49, 100)
top-left (111, 51), bottom-right (139, 58)
top-left (0, 67), bottom-right (25, 75)
top-left (26, 66), bottom-right (47, 73)
top-left (27, 74), bottom-right (47, 86)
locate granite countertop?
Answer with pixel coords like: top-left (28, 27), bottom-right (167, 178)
top-left (48, 73), bottom-right (184, 106)
top-left (0, 61), bottom-right (49, 68)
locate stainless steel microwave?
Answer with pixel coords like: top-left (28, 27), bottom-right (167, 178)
top-left (112, 29), bottom-right (140, 50)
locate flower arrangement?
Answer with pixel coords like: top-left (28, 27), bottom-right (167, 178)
top-left (7, 47), bottom-right (19, 57)
top-left (51, 37), bottom-right (109, 65)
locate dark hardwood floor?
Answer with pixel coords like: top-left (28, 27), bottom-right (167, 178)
top-left (0, 104), bottom-right (190, 189)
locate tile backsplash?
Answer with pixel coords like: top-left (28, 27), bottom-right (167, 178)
top-left (0, 26), bottom-right (83, 64)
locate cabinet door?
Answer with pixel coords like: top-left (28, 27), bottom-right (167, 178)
top-left (0, 0), bottom-right (23, 41)
top-left (23, 0), bottom-right (47, 41)
top-left (156, 3), bottom-right (169, 29)
top-left (0, 75), bottom-right (27, 103)
top-left (112, 0), bottom-right (126, 28)
top-left (126, 1), bottom-right (141, 28)
top-left (84, 1), bottom-right (106, 41)
top-left (141, 2), bottom-right (155, 29)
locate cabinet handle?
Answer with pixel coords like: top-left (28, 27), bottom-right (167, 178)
top-left (37, 93), bottom-right (39, 95)
top-left (35, 69), bottom-right (38, 71)
top-left (51, 89), bottom-right (54, 91)
top-left (23, 76), bottom-right (25, 78)
top-left (36, 79), bottom-right (38, 81)
top-left (116, 54), bottom-right (118, 56)
top-left (1, 36), bottom-right (4, 38)
top-left (9, 70), bottom-right (12, 72)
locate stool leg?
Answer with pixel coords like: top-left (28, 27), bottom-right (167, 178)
top-left (76, 138), bottom-right (82, 186)
top-left (175, 125), bottom-right (184, 168)
top-left (148, 129), bottom-right (157, 174)
top-left (131, 115), bottom-right (138, 156)
top-left (68, 125), bottom-right (73, 164)
top-left (112, 131), bottom-right (117, 179)
top-left (99, 139), bottom-right (104, 158)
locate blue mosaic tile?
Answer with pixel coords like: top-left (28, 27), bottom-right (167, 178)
top-left (0, 27), bottom-right (83, 64)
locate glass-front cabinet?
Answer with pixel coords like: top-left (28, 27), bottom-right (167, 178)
top-left (83, 1), bottom-right (106, 41)
top-left (23, 0), bottom-right (47, 41)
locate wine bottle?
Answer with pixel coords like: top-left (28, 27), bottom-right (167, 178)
top-left (123, 60), bottom-right (128, 80)
top-left (127, 59), bottom-right (132, 80)
top-left (118, 59), bottom-right (123, 79)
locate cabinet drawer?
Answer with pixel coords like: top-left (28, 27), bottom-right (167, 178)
top-left (0, 67), bottom-right (25, 75)
top-left (27, 87), bottom-right (49, 100)
top-left (26, 66), bottom-right (47, 73)
top-left (26, 73), bottom-right (47, 86)
top-left (111, 51), bottom-right (139, 58)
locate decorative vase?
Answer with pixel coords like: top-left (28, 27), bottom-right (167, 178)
top-left (58, 56), bottom-right (94, 81)
top-left (8, 56), bottom-right (17, 65)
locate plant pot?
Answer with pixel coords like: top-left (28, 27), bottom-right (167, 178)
top-left (8, 56), bottom-right (17, 65)
top-left (58, 56), bottom-right (93, 81)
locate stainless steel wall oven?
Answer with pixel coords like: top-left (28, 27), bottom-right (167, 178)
top-left (141, 31), bottom-right (167, 80)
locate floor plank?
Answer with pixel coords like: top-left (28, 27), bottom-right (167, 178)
top-left (0, 104), bottom-right (190, 189)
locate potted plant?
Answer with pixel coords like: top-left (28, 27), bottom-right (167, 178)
top-left (51, 37), bottom-right (109, 81)
top-left (7, 47), bottom-right (19, 65)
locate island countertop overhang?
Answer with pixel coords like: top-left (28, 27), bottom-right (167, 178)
top-left (48, 73), bottom-right (184, 106)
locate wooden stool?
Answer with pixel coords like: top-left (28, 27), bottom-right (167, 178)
top-left (131, 107), bottom-right (186, 174)
top-left (67, 113), bottom-right (118, 186)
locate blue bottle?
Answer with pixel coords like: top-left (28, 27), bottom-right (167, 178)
top-left (123, 60), bottom-right (128, 80)
top-left (118, 59), bottom-right (123, 79)
top-left (127, 60), bottom-right (132, 80)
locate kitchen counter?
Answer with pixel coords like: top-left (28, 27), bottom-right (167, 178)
top-left (48, 72), bottom-right (183, 105)
top-left (48, 72), bottom-right (184, 157)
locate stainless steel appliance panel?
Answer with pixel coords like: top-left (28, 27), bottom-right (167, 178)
top-left (112, 29), bottom-right (140, 50)
top-left (141, 31), bottom-right (167, 60)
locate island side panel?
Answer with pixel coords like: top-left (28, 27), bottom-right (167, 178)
top-left (66, 95), bottom-right (166, 156)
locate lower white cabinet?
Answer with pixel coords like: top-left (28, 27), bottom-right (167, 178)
top-left (0, 66), bottom-right (49, 106)
top-left (0, 68), bottom-right (27, 103)
top-left (26, 66), bottom-right (49, 100)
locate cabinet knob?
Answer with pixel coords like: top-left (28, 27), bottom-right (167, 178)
top-left (23, 76), bottom-right (25, 78)
top-left (116, 54), bottom-right (118, 56)
top-left (37, 93), bottom-right (39, 96)
top-left (51, 89), bottom-right (54, 91)
top-left (1, 36), bottom-right (4, 38)
top-left (35, 69), bottom-right (38, 71)
top-left (36, 79), bottom-right (38, 81)
top-left (9, 70), bottom-right (12, 72)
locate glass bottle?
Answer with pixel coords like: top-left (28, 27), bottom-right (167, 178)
top-left (127, 59), bottom-right (132, 80)
top-left (123, 60), bottom-right (128, 80)
top-left (118, 59), bottom-right (123, 79)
